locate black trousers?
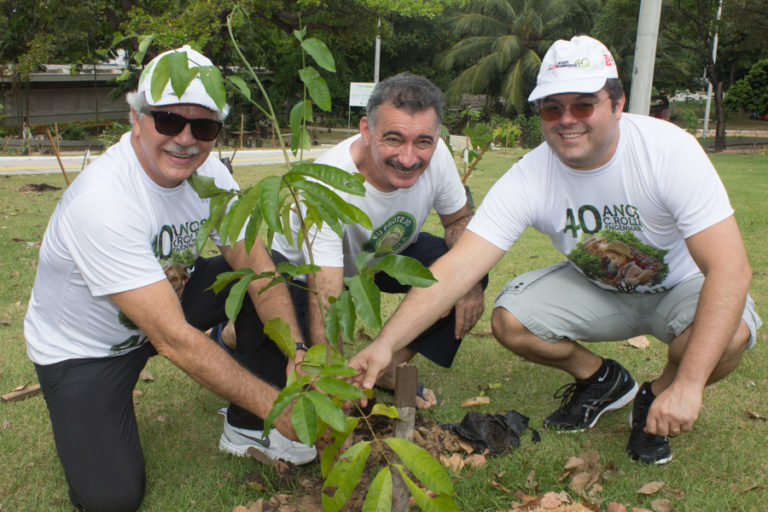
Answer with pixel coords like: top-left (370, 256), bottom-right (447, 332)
top-left (34, 255), bottom-right (283, 512)
top-left (273, 232), bottom-right (489, 368)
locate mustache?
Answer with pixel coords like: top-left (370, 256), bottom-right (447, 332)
top-left (385, 157), bottom-right (424, 173)
top-left (162, 143), bottom-right (200, 156)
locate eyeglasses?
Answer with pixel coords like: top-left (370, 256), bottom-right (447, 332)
top-left (145, 111), bottom-right (223, 141)
top-left (539, 97), bottom-right (610, 121)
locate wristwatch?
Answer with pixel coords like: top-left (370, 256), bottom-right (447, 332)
top-left (295, 342), bottom-right (310, 352)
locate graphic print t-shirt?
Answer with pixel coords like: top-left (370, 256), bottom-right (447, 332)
top-left (468, 113), bottom-right (734, 293)
top-left (25, 133), bottom-right (238, 364)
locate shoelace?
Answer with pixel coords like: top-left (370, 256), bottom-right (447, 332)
top-left (552, 381), bottom-right (590, 412)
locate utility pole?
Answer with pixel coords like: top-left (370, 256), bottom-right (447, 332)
top-left (628, 0), bottom-right (663, 115)
top-left (374, 18), bottom-right (381, 83)
top-left (702, 0), bottom-right (723, 136)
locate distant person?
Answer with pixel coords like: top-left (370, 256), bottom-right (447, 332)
top-left (271, 72), bottom-right (487, 408)
top-left (349, 35), bottom-right (760, 465)
top-left (25, 45), bottom-right (315, 512)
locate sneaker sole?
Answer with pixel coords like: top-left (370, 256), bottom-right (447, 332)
top-left (219, 434), bottom-right (316, 465)
top-left (628, 450), bottom-right (673, 465)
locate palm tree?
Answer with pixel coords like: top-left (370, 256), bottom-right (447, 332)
top-left (440, 0), bottom-right (599, 115)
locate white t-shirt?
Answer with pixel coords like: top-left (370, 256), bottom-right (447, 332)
top-left (469, 113), bottom-right (733, 293)
top-left (25, 132), bottom-right (238, 364)
top-left (272, 135), bottom-right (467, 277)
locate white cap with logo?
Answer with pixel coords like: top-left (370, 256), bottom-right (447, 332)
top-left (528, 35), bottom-right (618, 102)
top-left (137, 45), bottom-right (227, 115)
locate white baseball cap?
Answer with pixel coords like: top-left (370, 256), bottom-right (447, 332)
top-left (137, 45), bottom-right (228, 115)
top-left (528, 36), bottom-right (618, 102)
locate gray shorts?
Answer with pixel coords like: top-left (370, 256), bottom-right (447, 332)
top-left (495, 261), bottom-right (761, 348)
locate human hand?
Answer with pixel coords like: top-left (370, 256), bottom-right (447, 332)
top-left (451, 283), bottom-right (484, 339)
top-left (644, 383), bottom-right (701, 437)
top-left (347, 341), bottom-right (393, 407)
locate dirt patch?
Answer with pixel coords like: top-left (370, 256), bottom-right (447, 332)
top-left (18, 183), bottom-right (61, 193)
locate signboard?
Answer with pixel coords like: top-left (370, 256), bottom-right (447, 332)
top-left (349, 82), bottom-right (376, 108)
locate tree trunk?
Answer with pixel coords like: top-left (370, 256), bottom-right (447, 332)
top-left (713, 81), bottom-right (726, 152)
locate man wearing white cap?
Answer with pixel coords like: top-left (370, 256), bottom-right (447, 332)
top-left (349, 35), bottom-right (760, 465)
top-left (25, 45), bottom-right (315, 511)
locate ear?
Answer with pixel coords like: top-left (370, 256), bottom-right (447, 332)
top-left (359, 116), bottom-right (371, 144)
top-left (615, 93), bottom-right (626, 117)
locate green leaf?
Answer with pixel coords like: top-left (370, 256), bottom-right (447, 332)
top-left (370, 254), bottom-right (437, 288)
top-left (135, 35), bottom-right (155, 64)
top-left (291, 127), bottom-right (312, 153)
top-left (385, 438), bottom-right (454, 496)
top-left (289, 100), bottom-right (312, 136)
top-left (362, 468), bottom-right (393, 512)
top-left (199, 65), bottom-right (226, 111)
top-left (298, 66), bottom-right (331, 111)
top-left (370, 403), bottom-right (401, 419)
top-left (292, 395), bottom-right (317, 446)
top-left (318, 363), bottom-right (357, 378)
top-left (208, 269), bottom-right (254, 294)
top-left (258, 175), bottom-right (283, 234)
top-left (264, 318), bottom-right (295, 358)
top-left (187, 172), bottom-right (223, 198)
top-left (226, 75), bottom-right (251, 100)
top-left (334, 290), bottom-right (356, 342)
top-left (304, 344), bottom-right (346, 367)
top-left (196, 194), bottom-right (229, 254)
top-left (314, 377), bottom-right (364, 401)
top-left (287, 162), bottom-right (366, 196)
top-left (293, 27), bottom-right (307, 42)
top-left (322, 442), bottom-right (371, 512)
top-left (354, 251), bottom-right (378, 273)
top-left (262, 378), bottom-right (304, 439)
top-left (149, 55), bottom-right (170, 103)
top-left (345, 274), bottom-right (381, 329)
top-left (243, 202), bottom-right (263, 255)
top-left (168, 51), bottom-right (197, 101)
top-left (295, 180), bottom-right (369, 227)
top-left (396, 466), bottom-right (458, 512)
top-left (320, 417), bottom-right (359, 478)
top-left (324, 301), bottom-right (341, 348)
top-left (301, 193), bottom-right (343, 238)
top-left (301, 37), bottom-right (336, 72)
top-left (227, 187), bottom-right (260, 247)
top-left (224, 274), bottom-right (255, 322)
top-left (305, 390), bottom-right (347, 431)
top-left (274, 261), bottom-right (321, 278)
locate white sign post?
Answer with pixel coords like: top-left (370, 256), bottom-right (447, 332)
top-left (348, 82), bottom-right (376, 135)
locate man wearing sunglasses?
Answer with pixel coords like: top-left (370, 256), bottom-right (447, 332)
top-left (349, 35), bottom-right (760, 465)
top-left (25, 46), bottom-right (315, 512)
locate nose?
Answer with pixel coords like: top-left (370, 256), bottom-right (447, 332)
top-left (175, 121), bottom-right (197, 145)
top-left (559, 104), bottom-right (579, 124)
top-left (398, 143), bottom-right (419, 167)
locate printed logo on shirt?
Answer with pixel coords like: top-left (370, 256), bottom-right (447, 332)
top-left (363, 211), bottom-right (416, 254)
top-left (567, 230), bottom-right (669, 293)
top-left (152, 218), bottom-right (206, 259)
top-left (563, 203), bottom-right (644, 238)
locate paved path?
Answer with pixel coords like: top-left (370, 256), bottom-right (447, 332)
top-left (0, 147), bottom-right (330, 176)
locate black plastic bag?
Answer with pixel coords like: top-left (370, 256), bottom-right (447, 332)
top-left (442, 410), bottom-right (541, 455)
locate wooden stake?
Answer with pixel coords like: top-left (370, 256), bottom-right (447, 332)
top-left (45, 128), bottom-right (70, 186)
top-left (392, 363), bottom-right (417, 511)
top-left (2, 384), bottom-right (41, 403)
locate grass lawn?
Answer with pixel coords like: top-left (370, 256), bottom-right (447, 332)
top-left (0, 148), bottom-right (766, 511)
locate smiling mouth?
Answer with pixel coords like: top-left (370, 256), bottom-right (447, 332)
top-left (386, 158), bottom-right (424, 173)
top-left (560, 133), bottom-right (584, 140)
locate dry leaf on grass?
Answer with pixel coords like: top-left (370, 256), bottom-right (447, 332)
top-left (139, 369), bottom-right (154, 381)
top-left (627, 336), bottom-right (650, 349)
top-left (465, 453), bottom-right (487, 468)
top-left (441, 453), bottom-right (464, 472)
top-left (631, 508), bottom-right (654, 512)
top-left (461, 396), bottom-right (491, 407)
top-left (132, 390), bottom-right (143, 398)
top-left (637, 481), bottom-right (665, 495)
top-left (745, 409), bottom-right (767, 421)
top-left (651, 498), bottom-right (672, 512)
top-left (607, 502), bottom-right (628, 512)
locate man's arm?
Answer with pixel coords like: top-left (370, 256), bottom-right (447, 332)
top-left (645, 215), bottom-right (752, 435)
top-left (349, 231), bottom-right (506, 393)
top-left (439, 202), bottom-right (485, 338)
top-left (110, 279), bottom-right (298, 439)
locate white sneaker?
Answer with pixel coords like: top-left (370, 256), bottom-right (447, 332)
top-left (218, 409), bottom-right (316, 465)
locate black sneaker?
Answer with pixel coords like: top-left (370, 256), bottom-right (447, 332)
top-left (626, 382), bottom-right (673, 464)
top-left (543, 359), bottom-right (638, 432)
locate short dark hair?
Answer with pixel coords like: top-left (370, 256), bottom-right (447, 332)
top-left (366, 72), bottom-right (445, 128)
top-left (604, 78), bottom-right (624, 112)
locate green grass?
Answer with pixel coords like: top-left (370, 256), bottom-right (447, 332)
top-left (1, 149), bottom-right (767, 511)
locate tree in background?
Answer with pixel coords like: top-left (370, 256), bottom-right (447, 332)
top-left (438, 0), bottom-right (598, 116)
top-left (724, 59), bottom-right (768, 119)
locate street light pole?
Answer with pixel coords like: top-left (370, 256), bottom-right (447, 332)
top-left (702, 0), bottom-right (723, 136)
top-left (628, 0), bottom-right (663, 115)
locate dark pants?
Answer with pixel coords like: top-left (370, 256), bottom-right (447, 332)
top-left (274, 232), bottom-right (488, 368)
top-left (34, 256), bottom-right (281, 512)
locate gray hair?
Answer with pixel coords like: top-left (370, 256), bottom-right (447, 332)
top-left (125, 90), bottom-right (228, 124)
top-left (366, 72), bottom-right (445, 129)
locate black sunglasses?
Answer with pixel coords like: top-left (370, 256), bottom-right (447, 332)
top-left (145, 111), bottom-right (223, 141)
